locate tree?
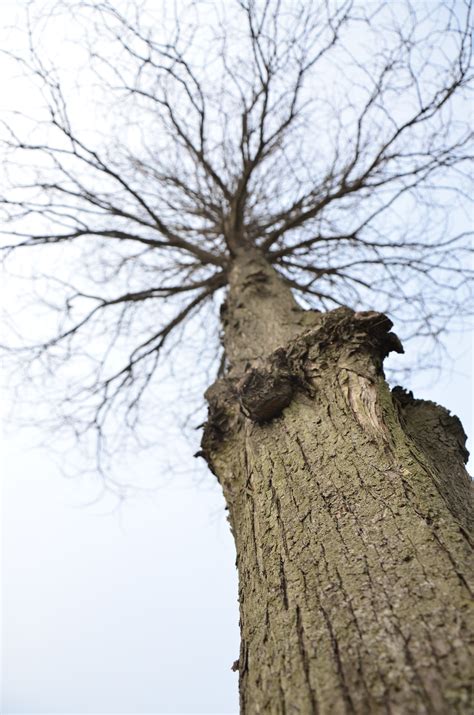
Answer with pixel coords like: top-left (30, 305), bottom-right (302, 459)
top-left (1, 0), bottom-right (473, 712)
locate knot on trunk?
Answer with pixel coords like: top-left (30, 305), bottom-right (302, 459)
top-left (242, 268), bottom-right (270, 290)
top-left (237, 366), bottom-right (294, 422)
top-left (392, 386), bottom-right (469, 464)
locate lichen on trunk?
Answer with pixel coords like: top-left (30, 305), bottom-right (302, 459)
top-left (201, 252), bottom-right (473, 714)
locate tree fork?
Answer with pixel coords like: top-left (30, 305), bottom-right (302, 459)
top-left (201, 254), bottom-right (473, 714)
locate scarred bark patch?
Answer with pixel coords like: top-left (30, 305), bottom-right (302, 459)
top-left (338, 369), bottom-right (390, 441)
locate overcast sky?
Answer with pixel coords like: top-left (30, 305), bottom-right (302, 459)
top-left (2, 428), bottom-right (240, 714)
top-left (1, 2), bottom-right (472, 714)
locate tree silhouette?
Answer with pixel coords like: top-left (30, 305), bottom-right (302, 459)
top-left (2, 1), bottom-right (473, 712)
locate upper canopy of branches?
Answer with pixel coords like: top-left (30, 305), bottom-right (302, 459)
top-left (1, 0), bottom-right (472, 468)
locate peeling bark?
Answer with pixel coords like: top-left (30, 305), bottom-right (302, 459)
top-left (202, 253), bottom-right (473, 714)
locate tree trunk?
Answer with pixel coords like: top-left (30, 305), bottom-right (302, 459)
top-left (201, 252), bottom-right (473, 714)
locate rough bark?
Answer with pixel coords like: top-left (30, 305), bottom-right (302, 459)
top-left (201, 252), bottom-right (473, 715)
